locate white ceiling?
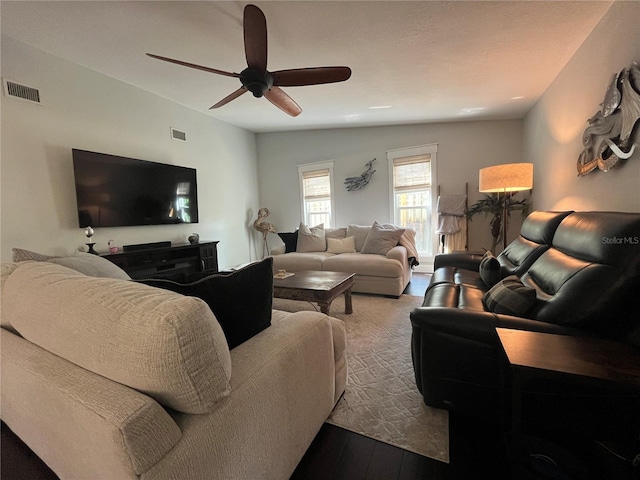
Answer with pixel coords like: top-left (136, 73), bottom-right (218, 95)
top-left (1, 1), bottom-right (612, 133)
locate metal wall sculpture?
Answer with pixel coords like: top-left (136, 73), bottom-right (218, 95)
top-left (578, 62), bottom-right (640, 176)
top-left (344, 158), bottom-right (376, 191)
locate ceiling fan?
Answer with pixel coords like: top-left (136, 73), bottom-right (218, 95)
top-left (147, 4), bottom-right (352, 117)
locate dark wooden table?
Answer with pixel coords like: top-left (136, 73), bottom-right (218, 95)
top-left (496, 327), bottom-right (640, 432)
top-left (273, 270), bottom-right (355, 315)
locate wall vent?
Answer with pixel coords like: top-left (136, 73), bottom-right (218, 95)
top-left (3, 79), bottom-right (42, 104)
top-left (170, 127), bottom-right (187, 142)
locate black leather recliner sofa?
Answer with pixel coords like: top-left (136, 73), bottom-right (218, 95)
top-left (410, 211), bottom-right (640, 422)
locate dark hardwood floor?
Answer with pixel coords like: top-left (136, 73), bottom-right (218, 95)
top-left (292, 415), bottom-right (510, 480)
top-left (404, 272), bottom-right (429, 297)
top-left (1, 416), bottom-right (509, 480)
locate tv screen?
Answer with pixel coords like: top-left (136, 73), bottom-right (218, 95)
top-left (72, 149), bottom-right (199, 228)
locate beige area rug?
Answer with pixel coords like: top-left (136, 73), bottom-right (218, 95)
top-left (272, 293), bottom-right (449, 464)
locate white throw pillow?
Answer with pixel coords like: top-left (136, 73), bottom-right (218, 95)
top-left (50, 252), bottom-right (132, 280)
top-left (346, 225), bottom-right (372, 251)
top-left (327, 236), bottom-right (357, 254)
top-left (11, 248), bottom-right (131, 280)
top-left (361, 221), bottom-right (405, 256)
top-left (296, 222), bottom-right (326, 252)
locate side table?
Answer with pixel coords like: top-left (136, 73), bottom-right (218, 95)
top-left (496, 328), bottom-right (640, 433)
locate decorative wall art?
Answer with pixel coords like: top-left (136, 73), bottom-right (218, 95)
top-left (344, 158), bottom-right (376, 191)
top-left (578, 62), bottom-right (640, 176)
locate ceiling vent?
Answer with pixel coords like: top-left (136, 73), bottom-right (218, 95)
top-left (3, 79), bottom-right (42, 104)
top-left (170, 127), bottom-right (187, 142)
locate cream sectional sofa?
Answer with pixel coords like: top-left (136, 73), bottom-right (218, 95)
top-left (1, 256), bottom-right (347, 480)
top-left (271, 222), bottom-right (418, 297)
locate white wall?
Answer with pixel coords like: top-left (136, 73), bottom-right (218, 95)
top-left (1, 37), bottom-right (261, 268)
top-left (256, 120), bottom-right (525, 253)
top-left (524, 0), bottom-right (640, 212)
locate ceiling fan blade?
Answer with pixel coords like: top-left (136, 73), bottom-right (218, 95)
top-left (264, 87), bottom-right (302, 117)
top-left (243, 4), bottom-right (268, 72)
top-left (147, 53), bottom-right (239, 78)
top-left (209, 87), bottom-right (248, 109)
top-left (272, 67), bottom-right (352, 87)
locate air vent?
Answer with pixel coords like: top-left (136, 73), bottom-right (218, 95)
top-left (170, 127), bottom-right (187, 142)
top-left (3, 79), bottom-right (42, 104)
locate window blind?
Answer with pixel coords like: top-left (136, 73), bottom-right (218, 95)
top-left (302, 169), bottom-right (331, 199)
top-left (393, 154), bottom-right (431, 191)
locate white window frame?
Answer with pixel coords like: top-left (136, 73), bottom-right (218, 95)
top-left (387, 144), bottom-right (438, 272)
top-left (297, 160), bottom-right (335, 228)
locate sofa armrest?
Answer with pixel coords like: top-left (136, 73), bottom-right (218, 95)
top-left (386, 245), bottom-right (408, 265)
top-left (433, 252), bottom-right (484, 271)
top-left (411, 307), bottom-right (585, 342)
top-left (1, 329), bottom-right (181, 479)
top-left (270, 245), bottom-right (286, 255)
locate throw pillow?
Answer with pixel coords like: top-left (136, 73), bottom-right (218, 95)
top-left (278, 231), bottom-right (298, 253)
top-left (51, 253), bottom-right (132, 280)
top-left (327, 236), bottom-right (357, 254)
top-left (325, 227), bottom-right (347, 240)
top-left (296, 222), bottom-right (326, 252)
top-left (479, 251), bottom-right (501, 288)
top-left (12, 247), bottom-right (57, 262)
top-left (139, 258), bottom-right (273, 349)
top-left (361, 221), bottom-right (405, 256)
top-left (482, 275), bottom-right (537, 317)
top-left (346, 224), bottom-right (372, 251)
top-left (11, 248), bottom-right (131, 280)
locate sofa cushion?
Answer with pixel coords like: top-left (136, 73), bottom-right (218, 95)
top-left (139, 258), bottom-right (273, 349)
top-left (297, 223), bottom-right (326, 252)
top-left (498, 211), bottom-right (572, 277)
top-left (278, 231), bottom-right (298, 253)
top-left (479, 251), bottom-right (500, 287)
top-left (322, 252), bottom-right (404, 277)
top-left (327, 236), bottom-right (357, 254)
top-left (482, 275), bottom-right (536, 316)
top-left (347, 224), bottom-right (372, 251)
top-left (4, 262), bottom-right (232, 414)
top-left (361, 221), bottom-right (405, 256)
top-left (271, 252), bottom-right (333, 272)
top-left (325, 227), bottom-right (347, 240)
top-left (11, 248), bottom-right (131, 280)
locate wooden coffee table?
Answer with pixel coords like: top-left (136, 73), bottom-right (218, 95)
top-left (273, 270), bottom-right (355, 315)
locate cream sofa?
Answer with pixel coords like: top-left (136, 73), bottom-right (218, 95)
top-left (1, 258), bottom-right (347, 480)
top-left (271, 223), bottom-right (418, 297)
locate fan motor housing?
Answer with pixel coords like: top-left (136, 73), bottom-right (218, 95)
top-left (240, 68), bottom-right (274, 97)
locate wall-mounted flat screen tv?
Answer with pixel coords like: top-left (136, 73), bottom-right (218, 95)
top-left (72, 149), bottom-right (199, 228)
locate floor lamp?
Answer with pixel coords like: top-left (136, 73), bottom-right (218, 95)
top-left (479, 163), bottom-right (533, 250)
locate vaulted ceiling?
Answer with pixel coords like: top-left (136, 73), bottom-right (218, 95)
top-left (1, 1), bottom-right (612, 132)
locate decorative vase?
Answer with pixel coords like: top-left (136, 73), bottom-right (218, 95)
top-left (188, 233), bottom-right (199, 245)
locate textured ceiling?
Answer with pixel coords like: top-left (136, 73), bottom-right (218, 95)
top-left (1, 1), bottom-right (612, 133)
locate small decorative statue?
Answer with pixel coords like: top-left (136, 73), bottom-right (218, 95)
top-left (344, 159), bottom-right (376, 191)
top-left (188, 233), bottom-right (200, 245)
top-left (253, 208), bottom-right (277, 258)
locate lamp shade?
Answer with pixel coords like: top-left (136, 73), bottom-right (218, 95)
top-left (479, 163), bottom-right (533, 193)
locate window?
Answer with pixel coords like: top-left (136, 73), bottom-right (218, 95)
top-left (298, 161), bottom-right (334, 227)
top-left (388, 145), bottom-right (437, 259)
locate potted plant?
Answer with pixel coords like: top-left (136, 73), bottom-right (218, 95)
top-left (467, 193), bottom-right (531, 252)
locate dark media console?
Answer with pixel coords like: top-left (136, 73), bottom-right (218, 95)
top-left (102, 241), bottom-right (218, 280)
